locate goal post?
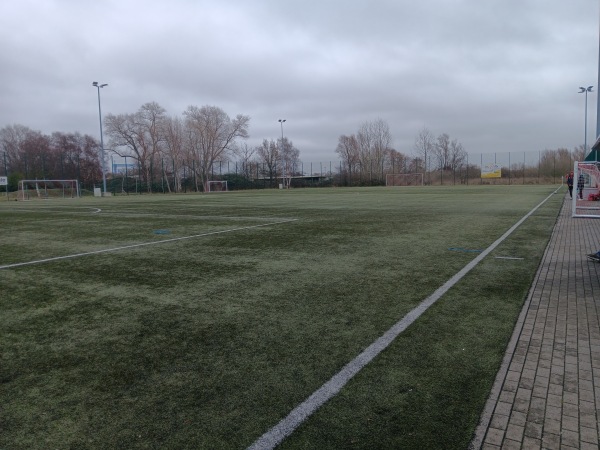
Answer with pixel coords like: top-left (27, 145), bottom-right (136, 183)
top-left (17, 179), bottom-right (80, 201)
top-left (207, 180), bottom-right (228, 192)
top-left (571, 161), bottom-right (600, 218)
top-left (386, 173), bottom-right (424, 187)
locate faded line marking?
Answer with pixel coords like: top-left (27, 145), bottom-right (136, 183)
top-left (248, 189), bottom-right (559, 450)
top-left (0, 219), bottom-right (297, 270)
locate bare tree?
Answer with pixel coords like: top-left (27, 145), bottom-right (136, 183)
top-left (388, 148), bottom-right (410, 173)
top-left (449, 139), bottom-right (466, 171)
top-left (235, 142), bottom-right (256, 179)
top-left (0, 124), bottom-right (34, 177)
top-left (50, 132), bottom-right (100, 181)
top-left (1, 125), bottom-right (101, 186)
top-left (256, 139), bottom-right (279, 186)
top-left (573, 144), bottom-right (587, 162)
top-left (433, 133), bottom-right (451, 171)
top-left (104, 102), bottom-right (167, 192)
top-left (278, 136), bottom-right (301, 187)
top-left (414, 128), bottom-right (434, 182)
top-left (183, 105), bottom-right (249, 192)
top-left (335, 134), bottom-right (360, 181)
top-left (357, 118), bottom-right (392, 182)
top-left (162, 115), bottom-right (186, 192)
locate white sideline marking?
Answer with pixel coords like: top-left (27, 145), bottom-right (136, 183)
top-left (0, 219), bottom-right (297, 270)
top-left (248, 190), bottom-right (559, 450)
top-left (494, 256), bottom-right (524, 260)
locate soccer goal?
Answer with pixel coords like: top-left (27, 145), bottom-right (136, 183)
top-left (18, 179), bottom-right (80, 201)
top-left (572, 161), bottom-right (600, 218)
top-left (386, 173), bottom-right (424, 187)
top-left (207, 180), bottom-right (228, 192)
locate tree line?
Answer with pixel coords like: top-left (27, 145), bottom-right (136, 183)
top-left (0, 102), bottom-right (306, 192)
top-left (335, 121), bottom-right (468, 185)
top-left (0, 124), bottom-right (100, 190)
top-left (0, 109), bottom-right (590, 192)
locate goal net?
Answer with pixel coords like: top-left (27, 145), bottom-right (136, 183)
top-left (571, 161), bottom-right (600, 218)
top-left (18, 179), bottom-right (80, 201)
top-left (207, 180), bottom-right (228, 192)
top-left (386, 173), bottom-right (424, 187)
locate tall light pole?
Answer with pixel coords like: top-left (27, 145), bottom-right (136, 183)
top-left (93, 81), bottom-right (108, 195)
top-left (579, 86), bottom-right (594, 155)
top-left (278, 119), bottom-right (286, 188)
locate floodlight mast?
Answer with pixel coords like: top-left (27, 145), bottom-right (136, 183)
top-left (579, 86), bottom-right (594, 154)
top-left (92, 81), bottom-right (108, 196)
top-left (278, 119), bottom-right (286, 188)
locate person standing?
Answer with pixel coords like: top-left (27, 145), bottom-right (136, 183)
top-left (566, 172), bottom-right (574, 198)
top-left (577, 172), bottom-right (585, 199)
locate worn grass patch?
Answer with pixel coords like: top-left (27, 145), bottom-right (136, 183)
top-left (0, 186), bottom-right (562, 449)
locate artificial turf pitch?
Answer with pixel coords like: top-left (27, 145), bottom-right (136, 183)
top-left (0, 185), bottom-right (563, 449)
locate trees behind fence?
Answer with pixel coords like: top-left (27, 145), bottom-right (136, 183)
top-left (1, 118), bottom-right (588, 193)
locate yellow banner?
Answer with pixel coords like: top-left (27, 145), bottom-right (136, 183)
top-left (482, 164), bottom-right (501, 179)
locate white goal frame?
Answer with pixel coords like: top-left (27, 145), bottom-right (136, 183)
top-left (18, 179), bottom-right (80, 201)
top-left (207, 180), bottom-right (228, 192)
top-left (386, 173), bottom-right (424, 187)
top-left (571, 161), bottom-right (600, 218)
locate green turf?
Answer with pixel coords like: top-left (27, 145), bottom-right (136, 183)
top-left (0, 185), bottom-right (563, 449)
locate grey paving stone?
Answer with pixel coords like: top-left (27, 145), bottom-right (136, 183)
top-left (504, 423), bottom-right (524, 442)
top-left (580, 425), bottom-right (599, 445)
top-left (472, 198), bottom-right (600, 450)
top-left (563, 391), bottom-right (578, 405)
top-left (543, 417), bottom-right (561, 435)
top-left (494, 401), bottom-right (512, 417)
top-left (484, 427), bottom-right (504, 446)
top-left (579, 412), bottom-right (597, 429)
top-left (500, 438), bottom-right (521, 450)
top-left (509, 410), bottom-right (527, 427)
top-left (546, 393), bottom-right (562, 407)
top-left (561, 429), bottom-right (579, 448)
top-left (541, 432), bottom-right (561, 450)
top-left (544, 404), bottom-right (561, 422)
top-left (489, 413), bottom-right (509, 431)
top-left (521, 436), bottom-right (541, 449)
top-left (579, 400), bottom-right (596, 415)
top-left (561, 412), bottom-right (579, 431)
top-left (524, 420), bottom-right (542, 439)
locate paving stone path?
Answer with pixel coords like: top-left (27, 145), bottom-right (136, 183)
top-left (472, 196), bottom-right (600, 449)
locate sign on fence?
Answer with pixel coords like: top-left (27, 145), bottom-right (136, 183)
top-left (0, 176), bottom-right (7, 186)
top-left (481, 163), bottom-right (502, 179)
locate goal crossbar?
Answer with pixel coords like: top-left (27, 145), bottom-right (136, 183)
top-left (386, 173), bottom-right (424, 187)
top-left (18, 179), bottom-right (80, 201)
top-left (207, 180), bottom-right (228, 192)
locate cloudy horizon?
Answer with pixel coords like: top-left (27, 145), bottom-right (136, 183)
top-left (2, 0), bottom-right (600, 162)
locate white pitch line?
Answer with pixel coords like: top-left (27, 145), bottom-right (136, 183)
top-left (0, 219), bottom-right (297, 270)
top-left (248, 189), bottom-right (560, 450)
top-left (494, 256), bottom-right (525, 260)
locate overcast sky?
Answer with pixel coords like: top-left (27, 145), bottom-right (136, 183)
top-left (1, 0), bottom-right (599, 162)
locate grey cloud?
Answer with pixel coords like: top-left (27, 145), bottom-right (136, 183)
top-left (0, 0), bottom-right (598, 162)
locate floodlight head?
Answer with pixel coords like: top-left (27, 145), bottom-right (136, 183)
top-left (588, 86), bottom-right (594, 92)
top-left (579, 87), bottom-right (586, 93)
top-left (93, 81), bottom-right (98, 86)
top-left (278, 119), bottom-right (286, 123)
